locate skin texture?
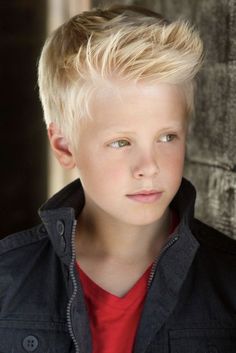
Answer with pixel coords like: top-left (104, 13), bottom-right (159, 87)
top-left (48, 81), bottom-right (188, 295)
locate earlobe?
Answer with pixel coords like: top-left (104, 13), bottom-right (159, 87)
top-left (47, 122), bottom-right (76, 170)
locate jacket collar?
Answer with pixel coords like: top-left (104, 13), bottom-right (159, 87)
top-left (38, 178), bottom-right (85, 265)
top-left (38, 177), bottom-right (198, 266)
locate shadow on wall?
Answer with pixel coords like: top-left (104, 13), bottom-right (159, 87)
top-left (0, 1), bottom-right (48, 238)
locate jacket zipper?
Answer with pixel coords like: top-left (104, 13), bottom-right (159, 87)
top-left (66, 219), bottom-right (80, 353)
top-left (147, 234), bottom-right (179, 289)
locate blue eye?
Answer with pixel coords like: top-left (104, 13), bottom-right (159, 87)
top-left (109, 140), bottom-right (130, 148)
top-left (159, 134), bottom-right (177, 142)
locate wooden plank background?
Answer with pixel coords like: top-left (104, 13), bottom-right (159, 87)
top-left (92, 0), bottom-right (236, 239)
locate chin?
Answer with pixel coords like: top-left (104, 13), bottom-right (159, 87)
top-left (125, 213), bottom-right (164, 227)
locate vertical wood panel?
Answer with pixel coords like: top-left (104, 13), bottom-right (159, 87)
top-left (185, 164), bottom-right (236, 238)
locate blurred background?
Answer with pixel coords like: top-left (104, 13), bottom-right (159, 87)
top-left (0, 0), bottom-right (235, 239)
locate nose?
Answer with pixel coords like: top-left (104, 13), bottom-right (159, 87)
top-left (132, 149), bottom-right (160, 179)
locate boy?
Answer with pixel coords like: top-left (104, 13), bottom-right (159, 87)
top-left (1, 4), bottom-right (236, 353)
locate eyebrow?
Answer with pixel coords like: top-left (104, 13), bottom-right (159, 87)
top-left (103, 124), bottom-right (184, 135)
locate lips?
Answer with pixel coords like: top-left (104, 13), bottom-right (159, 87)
top-left (126, 191), bottom-right (163, 203)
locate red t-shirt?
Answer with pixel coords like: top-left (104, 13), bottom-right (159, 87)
top-left (77, 210), bottom-right (179, 353)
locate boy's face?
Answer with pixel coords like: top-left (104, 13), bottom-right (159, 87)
top-left (71, 81), bottom-right (188, 226)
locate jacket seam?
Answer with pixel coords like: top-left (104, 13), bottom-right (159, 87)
top-left (0, 226), bottom-right (48, 255)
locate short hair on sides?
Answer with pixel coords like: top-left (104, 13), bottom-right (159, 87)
top-left (38, 4), bottom-right (205, 150)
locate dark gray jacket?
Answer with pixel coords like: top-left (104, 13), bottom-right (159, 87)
top-left (0, 177), bottom-right (236, 353)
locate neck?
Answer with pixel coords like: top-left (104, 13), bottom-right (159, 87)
top-left (75, 205), bottom-right (172, 264)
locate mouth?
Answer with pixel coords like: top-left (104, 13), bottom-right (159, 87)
top-left (128, 190), bottom-right (160, 195)
top-left (126, 191), bottom-right (163, 203)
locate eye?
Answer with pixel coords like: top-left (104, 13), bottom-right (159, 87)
top-left (159, 134), bottom-right (177, 143)
top-left (109, 139), bottom-right (130, 149)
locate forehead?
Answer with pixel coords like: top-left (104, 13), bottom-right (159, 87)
top-left (86, 80), bottom-right (187, 131)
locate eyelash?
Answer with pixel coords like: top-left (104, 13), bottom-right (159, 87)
top-left (109, 134), bottom-right (178, 149)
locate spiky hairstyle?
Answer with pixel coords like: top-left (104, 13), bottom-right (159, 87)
top-left (38, 5), bottom-right (205, 147)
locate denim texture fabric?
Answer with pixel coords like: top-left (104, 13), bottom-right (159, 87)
top-left (0, 177), bottom-right (236, 353)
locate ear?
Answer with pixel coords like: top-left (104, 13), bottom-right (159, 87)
top-left (47, 122), bottom-right (76, 170)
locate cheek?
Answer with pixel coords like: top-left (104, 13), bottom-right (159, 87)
top-left (102, 161), bottom-right (126, 180)
top-left (170, 156), bottom-right (185, 174)
top-left (79, 153), bottom-right (126, 182)
top-left (161, 145), bottom-right (185, 174)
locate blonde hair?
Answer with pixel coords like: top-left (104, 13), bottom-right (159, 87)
top-left (38, 5), bottom-right (205, 148)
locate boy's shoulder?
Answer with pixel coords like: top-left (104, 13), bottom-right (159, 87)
top-left (0, 224), bottom-right (70, 344)
top-left (192, 217), bottom-right (236, 255)
top-left (189, 218), bottom-right (236, 299)
top-left (191, 217), bottom-right (236, 280)
top-left (0, 223), bottom-right (48, 257)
